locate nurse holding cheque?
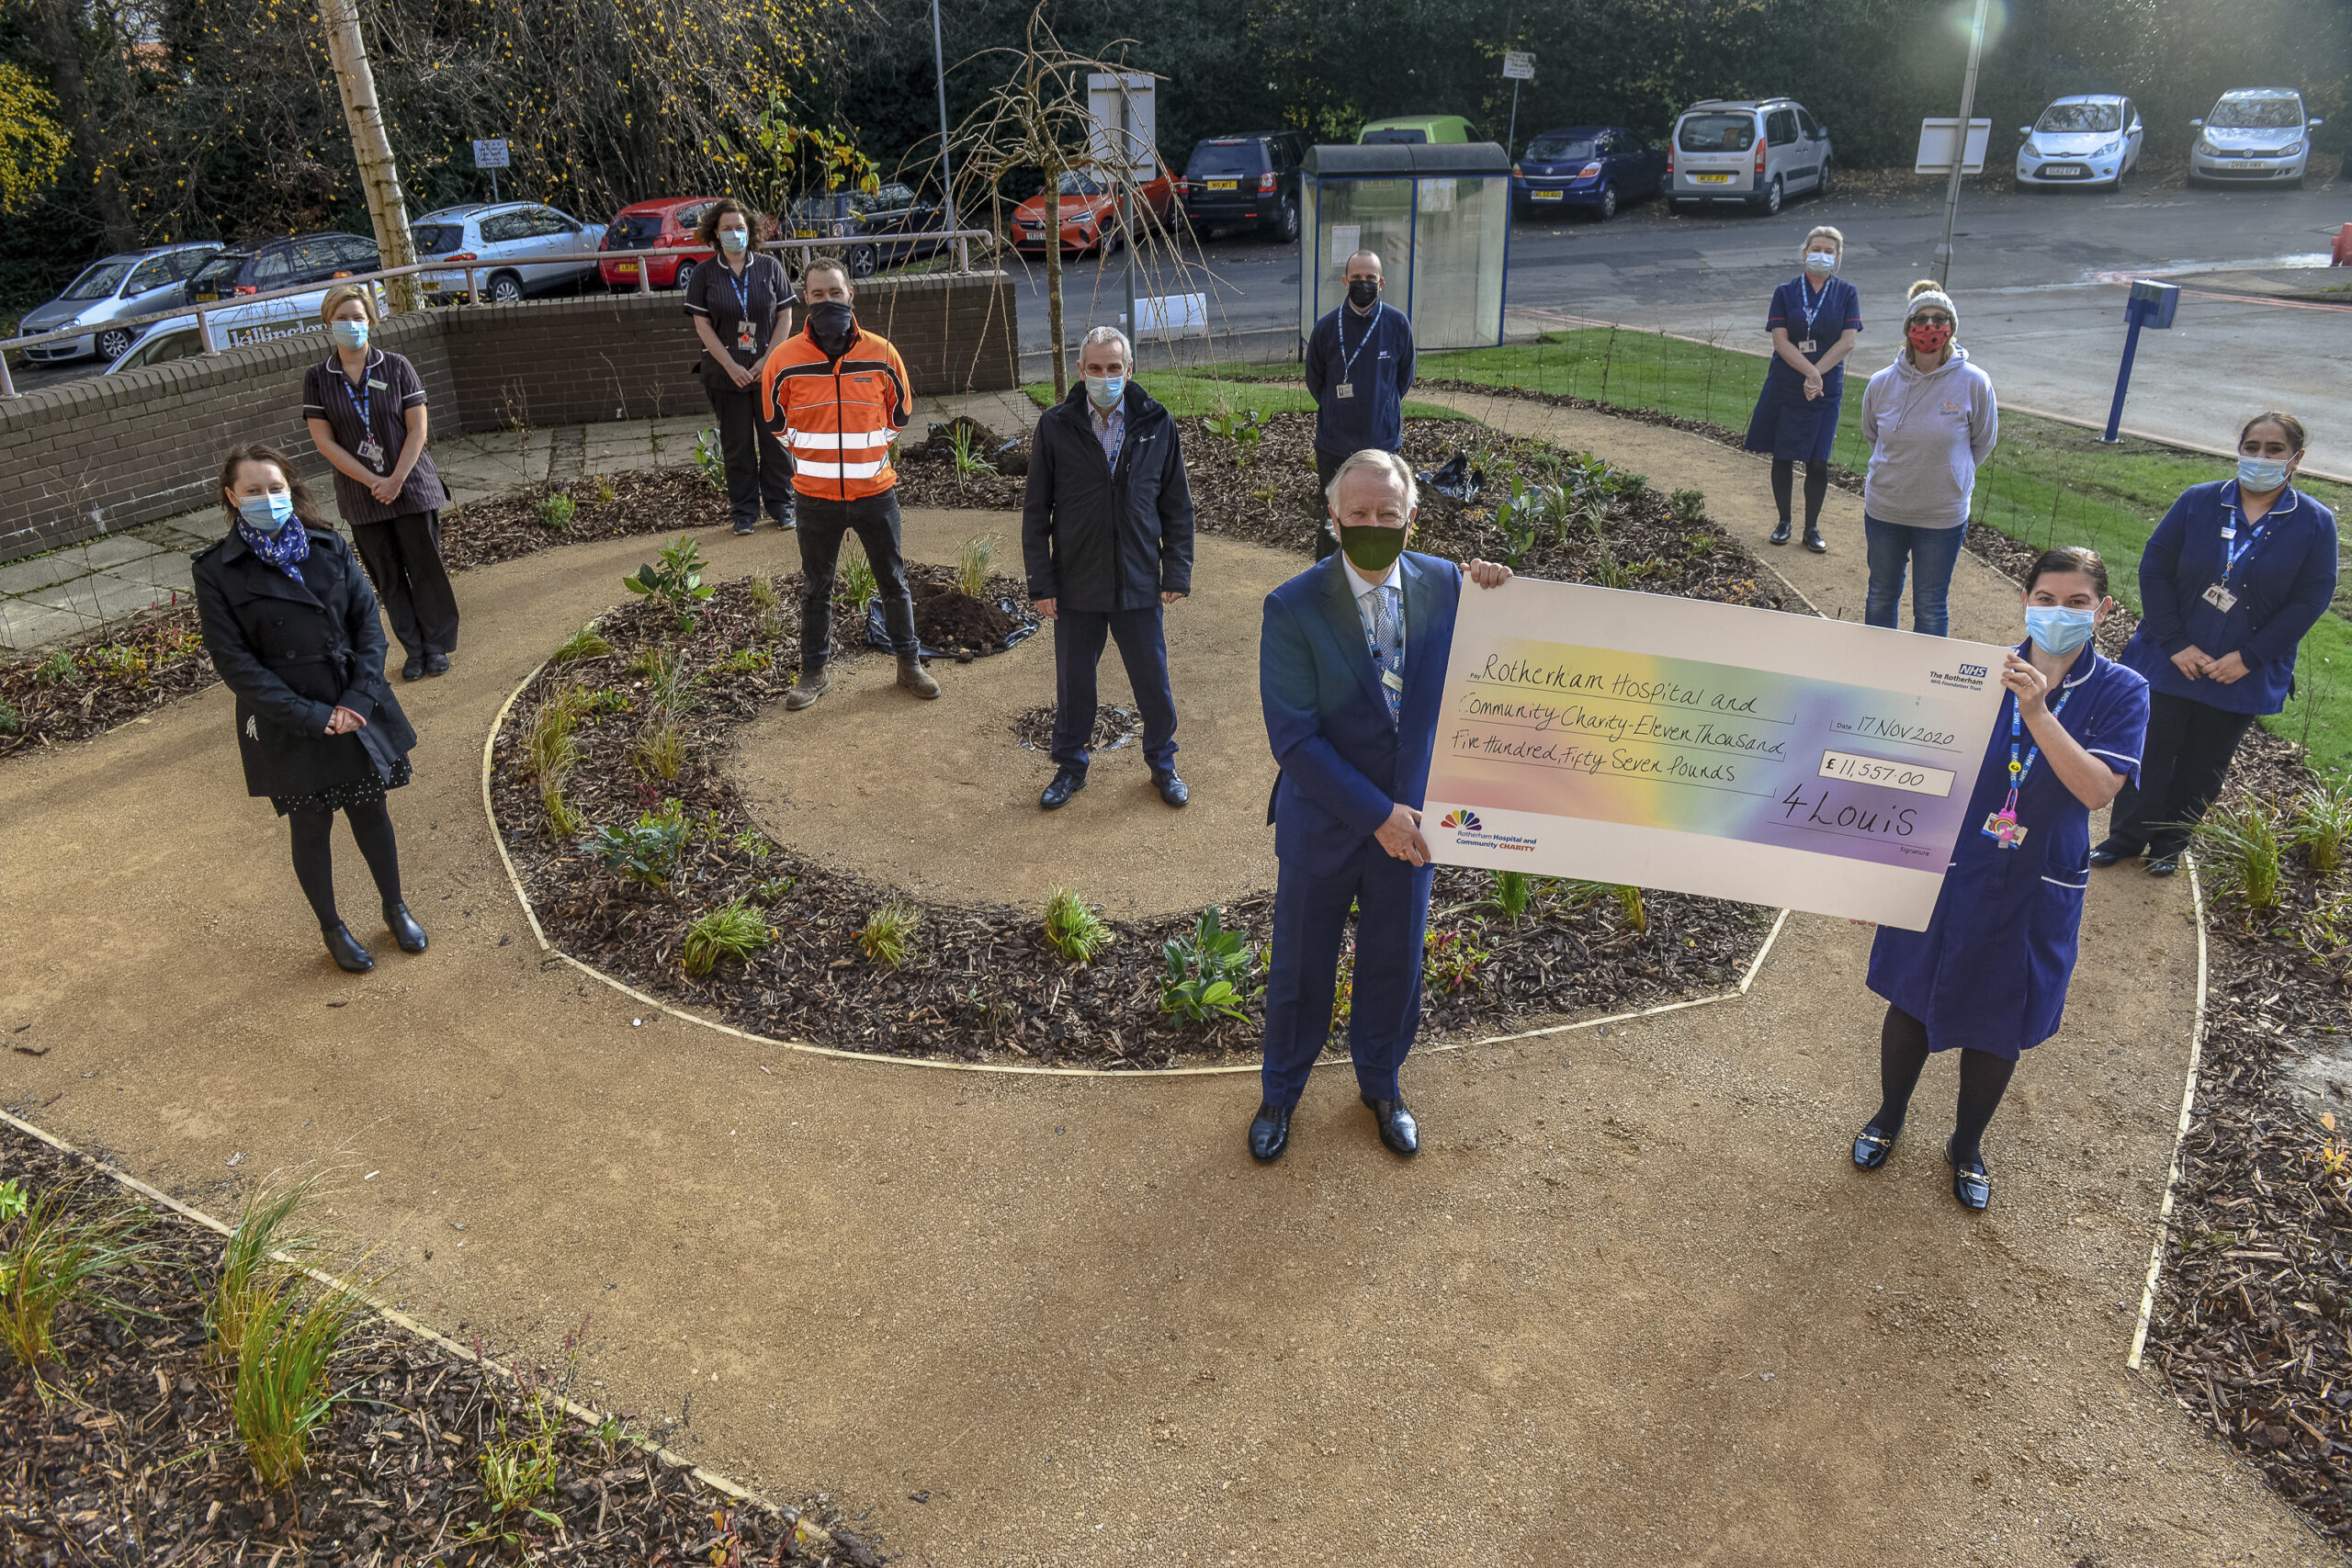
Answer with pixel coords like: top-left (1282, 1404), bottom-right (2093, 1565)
top-left (1855, 547), bottom-right (2148, 1213)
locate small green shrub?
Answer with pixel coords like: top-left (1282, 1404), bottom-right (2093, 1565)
top-left (837, 536), bottom-right (879, 612)
top-left (232, 1261), bottom-right (373, 1491)
top-left (0, 1180), bottom-right (25, 1225)
top-left (1668, 487), bottom-right (1706, 525)
top-left (946, 423), bottom-right (997, 493)
top-left (1613, 883), bottom-right (1647, 931)
top-left (1043, 886), bottom-right (1113, 964)
top-left (752, 875), bottom-right (796, 904)
top-left (584, 812), bottom-right (689, 890)
top-left (1611, 471), bottom-right (1650, 500)
top-left (634, 720), bottom-right (687, 783)
top-left (730, 829), bottom-right (773, 860)
top-left (0, 697), bottom-right (19, 735)
top-left (746, 570), bottom-right (779, 611)
top-left (33, 649), bottom-right (78, 686)
top-left (681, 897), bottom-right (774, 977)
top-left (624, 536), bottom-right (717, 611)
top-left (1490, 869), bottom-right (1532, 926)
top-left (537, 491), bottom-right (576, 530)
top-left (594, 476), bottom-right (617, 505)
top-left (857, 901), bottom-right (919, 967)
top-left (552, 624), bottom-right (612, 663)
top-left (957, 532), bottom-right (1000, 598)
top-left (1160, 905), bottom-right (1256, 1024)
top-left (2195, 792), bottom-right (2286, 913)
top-left (1423, 925), bottom-right (1490, 994)
top-left (475, 1388), bottom-right (564, 1533)
top-left (1495, 476), bottom-right (1542, 570)
top-left (2290, 780), bottom-right (2352, 875)
top-left (0, 1183), bottom-right (157, 1382)
top-left (692, 427), bottom-right (727, 491)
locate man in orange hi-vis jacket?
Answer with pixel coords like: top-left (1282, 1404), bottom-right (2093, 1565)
top-left (758, 255), bottom-right (938, 707)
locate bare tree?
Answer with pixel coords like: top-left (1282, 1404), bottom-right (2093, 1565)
top-left (316, 0), bottom-right (420, 310)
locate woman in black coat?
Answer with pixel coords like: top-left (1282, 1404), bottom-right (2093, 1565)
top-left (192, 443), bottom-right (425, 975)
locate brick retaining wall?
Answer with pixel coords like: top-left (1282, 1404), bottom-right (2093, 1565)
top-left (0, 271), bottom-right (1017, 562)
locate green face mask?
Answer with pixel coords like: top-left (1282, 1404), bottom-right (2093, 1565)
top-left (1338, 523), bottom-right (1408, 573)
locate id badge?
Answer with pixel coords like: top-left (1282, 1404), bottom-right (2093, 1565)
top-left (737, 319), bottom-right (757, 353)
top-left (356, 434), bottom-right (386, 471)
top-left (1335, 382), bottom-right (1354, 400)
top-left (1981, 811), bottom-right (2028, 848)
top-left (2202, 582), bottom-right (2237, 613)
top-left (1381, 667), bottom-right (1404, 694)
top-left (1798, 338), bottom-right (1817, 355)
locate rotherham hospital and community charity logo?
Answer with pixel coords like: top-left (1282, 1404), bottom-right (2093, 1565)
top-left (1441, 810), bottom-right (1482, 831)
top-left (1436, 809), bottom-right (1540, 854)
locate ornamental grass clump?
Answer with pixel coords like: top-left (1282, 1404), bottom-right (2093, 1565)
top-left (682, 897), bottom-right (774, 977)
top-left (957, 532), bottom-right (1001, 598)
top-left (0, 1181), bottom-right (158, 1389)
top-left (2290, 779), bottom-right (2352, 875)
top-left (857, 900), bottom-right (919, 968)
top-left (1043, 886), bottom-right (1113, 964)
top-left (552, 623), bottom-right (612, 664)
top-left (209, 1173), bottom-right (323, 1369)
top-left (2195, 790), bottom-right (2287, 914)
top-left (232, 1258), bottom-right (374, 1492)
top-left (837, 536), bottom-right (879, 612)
top-left (747, 570), bottom-right (780, 612)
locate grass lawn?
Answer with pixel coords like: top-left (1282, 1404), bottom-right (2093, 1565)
top-left (1169, 332), bottom-right (2352, 776)
top-left (1021, 371), bottom-right (1465, 424)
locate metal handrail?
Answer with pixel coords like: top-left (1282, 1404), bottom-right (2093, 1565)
top-left (0, 230), bottom-right (1001, 400)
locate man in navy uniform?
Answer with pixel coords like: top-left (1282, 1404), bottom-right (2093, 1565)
top-left (1303, 251), bottom-right (1416, 558)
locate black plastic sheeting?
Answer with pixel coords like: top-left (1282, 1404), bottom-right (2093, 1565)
top-left (864, 596), bottom-right (1041, 662)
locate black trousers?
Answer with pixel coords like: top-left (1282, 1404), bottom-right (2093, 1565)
top-left (1052, 604), bottom-right (1178, 773)
top-left (1313, 448), bottom-right (1344, 560)
top-left (353, 511), bottom-right (459, 660)
top-left (707, 381), bottom-right (795, 528)
top-left (796, 490), bottom-right (917, 670)
top-left (2107, 690), bottom-right (2258, 858)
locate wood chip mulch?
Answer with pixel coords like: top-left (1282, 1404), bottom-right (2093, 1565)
top-left (0, 1125), bottom-right (884, 1566)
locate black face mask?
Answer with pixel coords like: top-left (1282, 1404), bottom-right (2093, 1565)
top-left (808, 301), bottom-right (856, 357)
top-left (1347, 278), bottom-right (1379, 309)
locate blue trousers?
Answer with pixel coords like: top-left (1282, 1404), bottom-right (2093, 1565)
top-left (1863, 515), bottom-right (1965, 637)
top-left (1051, 605), bottom-right (1177, 773)
top-left (1259, 837), bottom-right (1435, 1109)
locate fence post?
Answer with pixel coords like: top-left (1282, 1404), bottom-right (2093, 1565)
top-left (0, 349), bottom-right (16, 400)
top-left (198, 306), bottom-right (219, 355)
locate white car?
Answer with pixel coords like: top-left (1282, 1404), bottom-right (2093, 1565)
top-left (2188, 88), bottom-right (2324, 189)
top-left (104, 281), bottom-right (390, 375)
top-left (411, 202), bottom-right (607, 304)
top-left (2014, 95), bottom-right (2143, 191)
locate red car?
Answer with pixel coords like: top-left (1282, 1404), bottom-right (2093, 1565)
top-left (1011, 167), bottom-right (1174, 255)
top-left (598, 197), bottom-right (722, 290)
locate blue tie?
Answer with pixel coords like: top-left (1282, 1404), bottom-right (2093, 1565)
top-left (1369, 584), bottom-right (1403, 724)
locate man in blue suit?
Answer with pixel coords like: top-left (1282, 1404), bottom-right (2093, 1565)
top-left (1250, 449), bottom-right (1513, 1162)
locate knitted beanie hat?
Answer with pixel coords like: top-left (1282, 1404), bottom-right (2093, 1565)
top-left (1905, 280), bottom-right (1958, 332)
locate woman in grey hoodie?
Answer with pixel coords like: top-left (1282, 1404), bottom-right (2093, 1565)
top-left (1858, 281), bottom-right (1998, 636)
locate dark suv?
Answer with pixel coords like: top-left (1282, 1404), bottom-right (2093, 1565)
top-left (187, 232), bottom-right (380, 301)
top-left (1178, 132), bottom-right (1307, 241)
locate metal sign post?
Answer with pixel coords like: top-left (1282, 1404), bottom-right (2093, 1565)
top-left (930, 0), bottom-right (965, 271)
top-left (1931, 0), bottom-right (1990, 287)
top-left (472, 138), bottom-right (510, 204)
top-left (2101, 280), bottom-right (2180, 444)
top-left (1087, 73), bottom-right (1154, 353)
top-left (1501, 51), bottom-right (1534, 159)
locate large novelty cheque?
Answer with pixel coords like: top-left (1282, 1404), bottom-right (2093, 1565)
top-left (1422, 580), bottom-right (2011, 930)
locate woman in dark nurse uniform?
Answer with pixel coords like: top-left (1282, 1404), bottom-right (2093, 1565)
top-left (1744, 224), bottom-right (1860, 554)
top-left (1850, 546), bottom-right (2149, 1212)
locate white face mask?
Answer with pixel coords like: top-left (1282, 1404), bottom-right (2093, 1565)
top-left (1804, 251), bottom-right (1838, 273)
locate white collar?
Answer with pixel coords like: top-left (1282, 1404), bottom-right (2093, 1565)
top-left (1347, 557), bottom-right (1402, 599)
top-left (2224, 478), bottom-right (2299, 519)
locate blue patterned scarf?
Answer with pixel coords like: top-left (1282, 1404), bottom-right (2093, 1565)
top-left (236, 518), bottom-right (311, 583)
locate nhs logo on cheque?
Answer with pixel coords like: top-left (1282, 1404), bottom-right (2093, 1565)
top-left (1927, 660), bottom-right (1992, 692)
top-left (1440, 809), bottom-right (1539, 854)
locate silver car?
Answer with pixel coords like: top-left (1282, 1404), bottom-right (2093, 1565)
top-left (412, 202), bottom-right (607, 304)
top-left (1667, 97), bottom-right (1833, 216)
top-left (16, 243), bottom-right (223, 364)
top-left (103, 278), bottom-right (392, 375)
top-left (2015, 95), bottom-right (2143, 190)
top-left (2189, 88), bottom-right (2324, 189)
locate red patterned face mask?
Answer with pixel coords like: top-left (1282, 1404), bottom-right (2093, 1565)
top-left (1906, 321), bottom-right (1952, 356)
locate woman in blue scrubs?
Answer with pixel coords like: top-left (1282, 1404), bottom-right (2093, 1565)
top-left (1745, 225), bottom-right (1861, 554)
top-left (2095, 412), bottom-right (2337, 875)
top-left (1852, 547), bottom-right (2150, 1211)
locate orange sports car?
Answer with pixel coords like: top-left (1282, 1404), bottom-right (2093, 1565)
top-left (1010, 167), bottom-right (1174, 255)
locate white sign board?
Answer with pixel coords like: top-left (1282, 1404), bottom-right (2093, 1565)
top-left (1133, 292), bottom-right (1207, 342)
top-left (1085, 73), bottom-right (1157, 175)
top-left (472, 138), bottom-right (511, 170)
top-left (1502, 51), bottom-right (1535, 81)
top-left (1914, 118), bottom-right (1992, 175)
top-left (1328, 223), bottom-right (1361, 261)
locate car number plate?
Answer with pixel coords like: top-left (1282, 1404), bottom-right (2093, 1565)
top-left (1532, 189), bottom-right (1564, 200)
top-left (1205, 180), bottom-right (1238, 191)
top-left (2042, 164), bottom-right (2086, 176)
top-left (2226, 160), bottom-right (2268, 170)
top-left (1693, 173), bottom-right (1733, 184)
top-left (615, 262), bottom-right (638, 276)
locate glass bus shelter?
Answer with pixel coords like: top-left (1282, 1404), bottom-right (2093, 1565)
top-left (1299, 142), bottom-right (1511, 352)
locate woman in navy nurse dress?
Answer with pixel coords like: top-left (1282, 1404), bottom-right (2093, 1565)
top-left (1744, 224), bottom-right (1861, 553)
top-left (1853, 546), bottom-right (2150, 1212)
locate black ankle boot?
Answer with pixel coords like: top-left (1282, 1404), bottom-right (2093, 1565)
top-left (322, 923), bottom-right (375, 974)
top-left (1769, 519), bottom-right (1792, 546)
top-left (385, 903), bottom-right (428, 954)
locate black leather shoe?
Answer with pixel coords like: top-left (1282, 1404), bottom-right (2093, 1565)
top-left (423, 651), bottom-right (451, 677)
top-left (1768, 520), bottom-right (1792, 546)
top-left (401, 653), bottom-right (425, 682)
top-left (1946, 1137), bottom-right (1991, 1212)
top-left (1039, 768), bottom-right (1086, 810)
top-left (2087, 840), bottom-right (2135, 867)
top-left (1363, 1095), bottom-right (1419, 1157)
top-left (1804, 526), bottom-right (1827, 553)
top-left (1852, 1120), bottom-right (1899, 1170)
top-left (385, 903), bottom-right (427, 954)
top-left (1248, 1101), bottom-right (1292, 1163)
top-left (1152, 769), bottom-right (1189, 807)
top-left (2146, 855), bottom-right (2181, 878)
top-left (322, 923), bottom-right (374, 975)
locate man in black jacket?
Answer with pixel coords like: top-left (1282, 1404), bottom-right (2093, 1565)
top-left (1021, 325), bottom-right (1196, 810)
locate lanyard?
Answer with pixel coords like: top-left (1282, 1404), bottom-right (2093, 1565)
top-left (726, 260), bottom-right (755, 323)
top-left (1996, 679), bottom-right (2075, 823)
top-left (1361, 581), bottom-right (1404, 661)
top-left (1337, 303), bottom-right (1381, 383)
top-left (1796, 276), bottom-right (1829, 339)
top-left (345, 370), bottom-right (372, 431)
top-left (2220, 496), bottom-right (2271, 581)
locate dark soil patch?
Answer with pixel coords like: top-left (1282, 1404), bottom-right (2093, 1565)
top-left (912, 580), bottom-right (1023, 657)
top-left (440, 468), bottom-right (732, 573)
top-left (489, 571), bottom-right (1769, 1070)
top-left (0, 1123), bottom-right (881, 1566)
top-left (1013, 703), bottom-right (1139, 753)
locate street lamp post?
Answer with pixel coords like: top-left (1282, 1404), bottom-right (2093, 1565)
top-left (932, 0), bottom-right (966, 271)
top-left (1932, 0), bottom-right (1992, 288)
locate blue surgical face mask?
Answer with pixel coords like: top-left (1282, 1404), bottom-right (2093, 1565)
top-left (719, 227), bottom-right (750, 254)
top-left (1804, 251), bottom-right (1838, 273)
top-left (1085, 374), bottom-right (1125, 410)
top-left (238, 491), bottom-right (295, 533)
top-left (2024, 604), bottom-right (2096, 657)
top-left (2237, 455), bottom-right (2291, 492)
top-left (328, 320), bottom-right (368, 350)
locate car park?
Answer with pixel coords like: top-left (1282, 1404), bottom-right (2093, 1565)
top-left (103, 278), bottom-right (390, 376)
top-left (2014, 95), bottom-right (2143, 190)
top-left (1512, 125), bottom-right (1666, 220)
top-left (1010, 167), bottom-right (1174, 256)
top-left (187, 232), bottom-right (379, 305)
top-left (15, 243), bottom-right (224, 363)
top-left (597, 197), bottom-right (718, 291)
top-left (1177, 131), bottom-right (1307, 241)
top-left (411, 203), bottom-right (606, 302)
top-left (1358, 116), bottom-right (1475, 145)
top-left (2188, 88), bottom-right (2324, 188)
top-left (788, 183), bottom-right (953, 277)
top-left (1666, 97), bottom-right (1831, 215)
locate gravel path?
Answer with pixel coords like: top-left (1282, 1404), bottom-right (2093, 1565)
top-left (0, 421), bottom-right (2324, 1562)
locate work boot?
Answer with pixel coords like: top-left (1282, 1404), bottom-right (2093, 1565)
top-left (897, 654), bottom-right (940, 699)
top-left (784, 668), bottom-right (830, 711)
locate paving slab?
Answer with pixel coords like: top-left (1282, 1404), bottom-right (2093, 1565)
top-left (0, 550), bottom-right (87, 596)
top-left (0, 597), bottom-right (96, 650)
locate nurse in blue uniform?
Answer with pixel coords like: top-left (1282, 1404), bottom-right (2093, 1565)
top-left (1745, 226), bottom-right (1861, 555)
top-left (1852, 547), bottom-right (2150, 1212)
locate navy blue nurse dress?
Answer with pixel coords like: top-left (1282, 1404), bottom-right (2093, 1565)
top-left (1867, 643), bottom-right (2150, 1060)
top-left (1744, 275), bottom-right (1861, 464)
